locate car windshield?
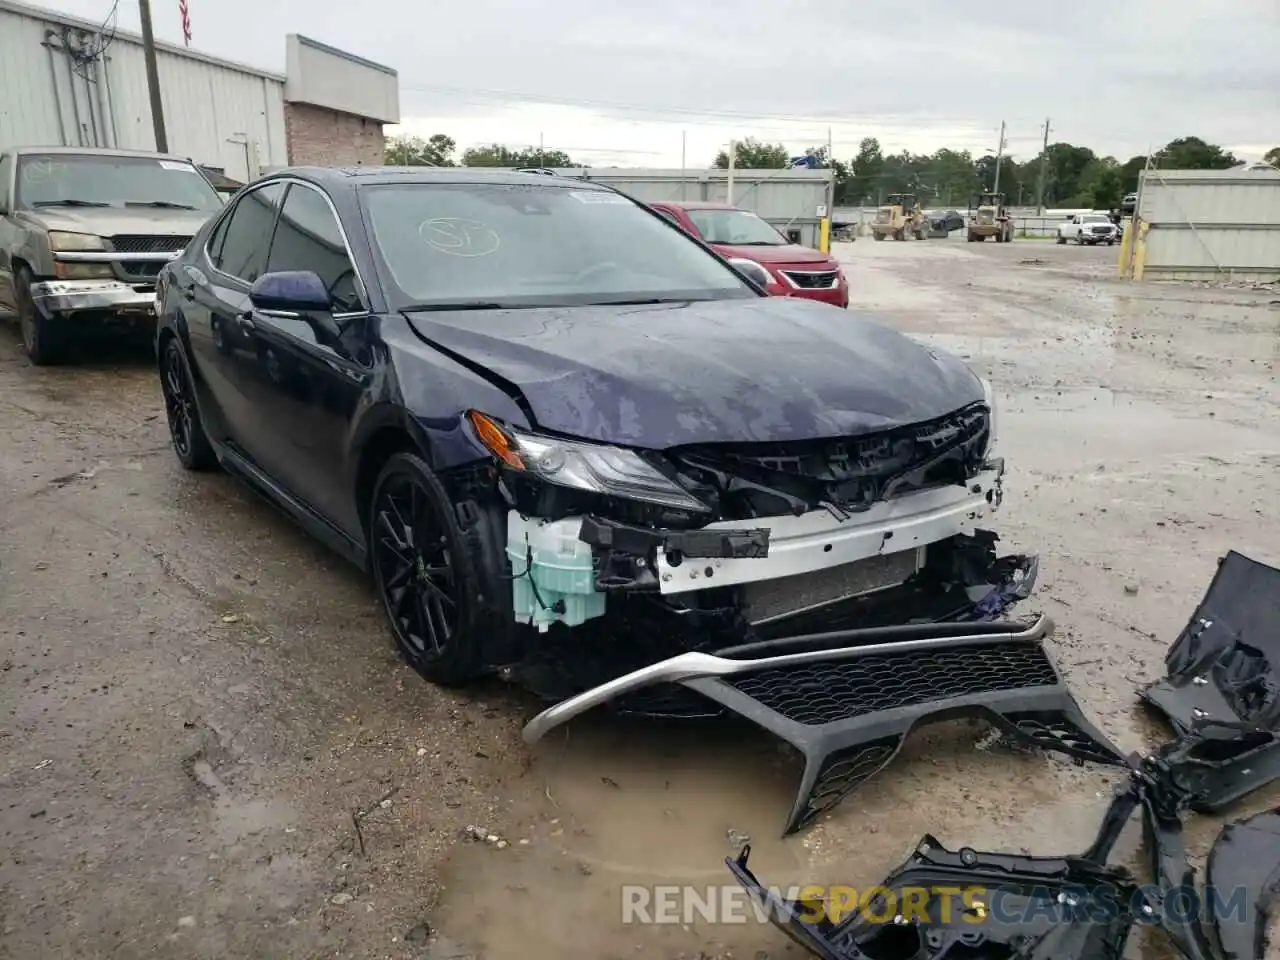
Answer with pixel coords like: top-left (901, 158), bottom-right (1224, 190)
top-left (15, 154), bottom-right (223, 212)
top-left (361, 182), bottom-right (758, 308)
top-left (1083, 215), bottom-right (1110, 223)
top-left (686, 208), bottom-right (787, 245)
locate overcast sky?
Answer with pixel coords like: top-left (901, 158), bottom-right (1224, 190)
top-left (36, 0), bottom-right (1280, 167)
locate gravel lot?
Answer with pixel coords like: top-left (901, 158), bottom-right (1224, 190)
top-left (2, 236), bottom-right (1278, 959)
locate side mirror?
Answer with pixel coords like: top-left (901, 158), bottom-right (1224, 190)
top-left (249, 270), bottom-right (332, 313)
top-left (727, 257), bottom-right (772, 292)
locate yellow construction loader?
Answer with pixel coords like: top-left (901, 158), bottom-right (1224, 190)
top-left (870, 193), bottom-right (929, 241)
top-left (966, 191), bottom-right (1015, 243)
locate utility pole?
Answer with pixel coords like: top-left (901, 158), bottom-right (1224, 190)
top-left (726, 139), bottom-right (736, 206)
top-left (1035, 118), bottom-right (1052, 214)
top-left (992, 120), bottom-right (1007, 193)
top-left (138, 0), bottom-right (168, 153)
top-left (680, 130), bottom-right (686, 200)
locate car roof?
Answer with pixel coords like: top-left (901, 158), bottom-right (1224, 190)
top-left (261, 166), bottom-right (615, 191)
top-left (9, 145), bottom-right (200, 163)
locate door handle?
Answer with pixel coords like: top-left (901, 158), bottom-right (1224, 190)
top-left (237, 311), bottom-right (255, 331)
top-left (179, 284), bottom-right (196, 301)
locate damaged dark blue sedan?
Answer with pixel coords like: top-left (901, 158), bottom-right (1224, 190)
top-left (154, 168), bottom-right (1102, 833)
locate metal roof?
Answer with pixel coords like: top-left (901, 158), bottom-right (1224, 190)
top-left (0, 0), bottom-right (286, 81)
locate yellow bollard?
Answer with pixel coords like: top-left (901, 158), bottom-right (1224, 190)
top-left (1133, 221), bottom-right (1149, 281)
top-left (818, 217), bottom-right (831, 253)
top-left (1117, 219), bottom-right (1133, 277)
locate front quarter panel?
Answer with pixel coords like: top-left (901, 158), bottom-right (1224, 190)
top-left (9, 212), bottom-right (55, 276)
top-left (360, 314), bottom-right (531, 473)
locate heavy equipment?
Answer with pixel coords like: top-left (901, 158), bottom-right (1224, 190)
top-left (966, 191), bottom-right (1015, 243)
top-left (870, 193), bottom-right (929, 241)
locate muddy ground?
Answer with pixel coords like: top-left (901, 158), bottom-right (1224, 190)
top-left (1, 237), bottom-right (1278, 960)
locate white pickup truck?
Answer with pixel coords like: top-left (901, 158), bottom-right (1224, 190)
top-left (1057, 213), bottom-right (1119, 245)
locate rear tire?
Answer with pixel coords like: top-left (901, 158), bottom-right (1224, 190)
top-left (15, 267), bottom-right (65, 366)
top-left (160, 337), bottom-right (218, 471)
top-left (873, 232), bottom-right (885, 241)
top-left (1057, 235), bottom-right (1066, 244)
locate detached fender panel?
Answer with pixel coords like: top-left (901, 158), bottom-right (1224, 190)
top-left (1207, 808), bottom-right (1280, 960)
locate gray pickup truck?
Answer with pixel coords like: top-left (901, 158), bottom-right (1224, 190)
top-left (0, 146), bottom-right (226, 365)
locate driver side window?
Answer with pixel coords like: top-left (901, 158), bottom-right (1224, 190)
top-left (266, 184), bottom-right (365, 313)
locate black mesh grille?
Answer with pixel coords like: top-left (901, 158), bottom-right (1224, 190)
top-left (802, 739), bottom-right (899, 826)
top-left (120, 261), bottom-right (166, 278)
top-left (727, 642), bottom-right (1058, 726)
top-left (1011, 715), bottom-right (1121, 764)
top-left (781, 270), bottom-right (837, 289)
top-left (110, 235), bottom-right (190, 253)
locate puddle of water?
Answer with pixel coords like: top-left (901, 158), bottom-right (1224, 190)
top-left (431, 718), bottom-right (1133, 959)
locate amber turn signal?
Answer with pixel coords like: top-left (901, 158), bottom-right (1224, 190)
top-left (466, 410), bottom-right (525, 470)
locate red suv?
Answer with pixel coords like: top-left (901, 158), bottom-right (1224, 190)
top-left (649, 201), bottom-right (848, 309)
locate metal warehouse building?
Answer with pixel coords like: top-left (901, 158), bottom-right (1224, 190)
top-left (0, 0), bottom-right (400, 182)
top-left (1121, 162), bottom-right (1280, 283)
top-left (558, 168), bottom-right (836, 248)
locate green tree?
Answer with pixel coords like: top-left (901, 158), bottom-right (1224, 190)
top-left (928, 148), bottom-right (981, 206)
top-left (1155, 136), bottom-right (1239, 170)
top-left (385, 133), bottom-right (457, 166)
top-left (1265, 147), bottom-right (1280, 166)
top-left (713, 138), bottom-right (789, 169)
top-left (1074, 157), bottom-right (1124, 210)
top-left (461, 144), bottom-right (577, 167)
top-left (847, 137), bottom-right (886, 203)
top-left (1119, 155), bottom-right (1149, 193)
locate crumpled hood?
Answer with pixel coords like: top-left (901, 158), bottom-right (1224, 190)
top-left (20, 205), bottom-right (214, 238)
top-left (404, 297), bottom-right (983, 448)
top-left (710, 242), bottom-right (835, 267)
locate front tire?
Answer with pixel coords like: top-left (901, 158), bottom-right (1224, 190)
top-left (160, 337), bottom-right (218, 470)
top-left (15, 267), bottom-right (65, 366)
top-left (369, 452), bottom-right (493, 686)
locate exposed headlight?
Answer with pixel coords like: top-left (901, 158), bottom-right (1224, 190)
top-left (467, 411), bottom-right (710, 512)
top-left (48, 231), bottom-right (107, 252)
top-left (980, 377), bottom-right (998, 455)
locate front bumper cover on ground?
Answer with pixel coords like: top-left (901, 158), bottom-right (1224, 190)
top-left (721, 549), bottom-right (1280, 960)
top-left (523, 612), bottom-right (1125, 835)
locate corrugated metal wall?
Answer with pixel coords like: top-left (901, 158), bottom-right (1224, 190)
top-left (553, 168), bottom-right (834, 248)
top-left (0, 0), bottom-right (287, 181)
top-left (1132, 167), bottom-right (1280, 282)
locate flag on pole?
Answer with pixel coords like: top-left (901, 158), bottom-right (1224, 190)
top-left (179, 0), bottom-right (191, 46)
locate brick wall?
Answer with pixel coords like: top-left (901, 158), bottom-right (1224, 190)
top-left (284, 102), bottom-right (385, 167)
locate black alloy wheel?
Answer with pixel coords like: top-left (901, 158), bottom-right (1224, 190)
top-left (369, 452), bottom-right (487, 685)
top-left (160, 338), bottom-right (217, 470)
